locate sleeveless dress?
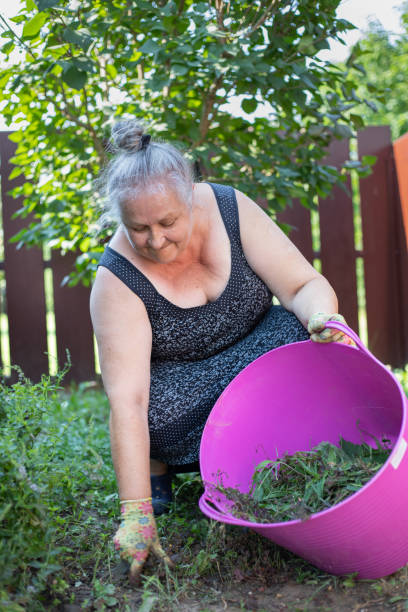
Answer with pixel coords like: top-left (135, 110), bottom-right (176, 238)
top-left (98, 183), bottom-right (309, 467)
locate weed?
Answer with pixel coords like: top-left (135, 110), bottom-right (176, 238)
top-left (92, 579), bottom-right (118, 609)
top-left (214, 437), bottom-right (392, 523)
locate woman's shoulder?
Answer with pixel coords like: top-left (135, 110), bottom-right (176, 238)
top-left (91, 259), bottom-right (148, 320)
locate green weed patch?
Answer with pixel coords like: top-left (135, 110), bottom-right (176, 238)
top-left (0, 368), bottom-right (116, 610)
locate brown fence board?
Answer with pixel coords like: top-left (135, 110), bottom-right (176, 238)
top-left (51, 250), bottom-right (95, 383)
top-left (387, 142), bottom-right (408, 365)
top-left (393, 133), bottom-right (408, 364)
top-left (358, 126), bottom-right (403, 365)
top-left (318, 138), bottom-right (359, 333)
top-left (0, 277), bottom-right (3, 372)
top-left (393, 132), bottom-right (408, 250)
top-left (276, 199), bottom-right (314, 264)
top-left (0, 132), bottom-right (48, 382)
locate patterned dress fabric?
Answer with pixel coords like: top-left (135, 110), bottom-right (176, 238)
top-left (98, 183), bottom-right (309, 466)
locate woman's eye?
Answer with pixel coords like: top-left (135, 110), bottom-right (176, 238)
top-left (132, 227), bottom-right (146, 232)
top-left (161, 219), bottom-right (175, 227)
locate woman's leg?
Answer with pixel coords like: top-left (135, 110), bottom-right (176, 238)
top-left (150, 458), bottom-right (167, 475)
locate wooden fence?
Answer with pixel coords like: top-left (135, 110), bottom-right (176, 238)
top-left (0, 126), bottom-right (407, 384)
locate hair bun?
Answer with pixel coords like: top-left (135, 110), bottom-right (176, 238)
top-left (110, 119), bottom-right (145, 153)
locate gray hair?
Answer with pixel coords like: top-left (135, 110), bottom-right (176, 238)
top-left (96, 119), bottom-right (194, 230)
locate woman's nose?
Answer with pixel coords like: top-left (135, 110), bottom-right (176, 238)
top-left (148, 229), bottom-right (165, 249)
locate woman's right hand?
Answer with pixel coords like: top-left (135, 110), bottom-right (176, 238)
top-left (113, 498), bottom-right (173, 582)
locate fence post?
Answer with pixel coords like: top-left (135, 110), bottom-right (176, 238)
top-left (51, 251), bottom-right (95, 384)
top-left (318, 138), bottom-right (359, 333)
top-left (276, 200), bottom-right (314, 265)
top-left (391, 134), bottom-right (408, 365)
top-left (358, 126), bottom-right (405, 366)
top-left (0, 132), bottom-right (48, 382)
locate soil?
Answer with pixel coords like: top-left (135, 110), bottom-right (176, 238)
top-left (49, 478), bottom-right (408, 612)
top-left (56, 526), bottom-right (408, 612)
top-left (60, 561), bottom-right (408, 612)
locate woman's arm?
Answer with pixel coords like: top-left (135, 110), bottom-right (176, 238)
top-left (235, 189), bottom-right (338, 327)
top-left (90, 266), bottom-right (153, 499)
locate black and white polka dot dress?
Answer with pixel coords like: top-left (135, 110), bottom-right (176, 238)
top-left (98, 183), bottom-right (309, 467)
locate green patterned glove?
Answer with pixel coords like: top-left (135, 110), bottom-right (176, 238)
top-left (113, 498), bottom-right (172, 582)
top-left (307, 313), bottom-right (353, 344)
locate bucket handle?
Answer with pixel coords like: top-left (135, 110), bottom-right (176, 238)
top-left (323, 321), bottom-right (371, 356)
top-left (199, 492), bottom-right (248, 526)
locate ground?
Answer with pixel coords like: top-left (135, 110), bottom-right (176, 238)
top-left (55, 474), bottom-right (408, 612)
top-left (3, 381), bottom-right (407, 612)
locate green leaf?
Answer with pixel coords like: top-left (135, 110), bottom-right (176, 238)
top-left (106, 63), bottom-right (117, 79)
top-left (1, 41), bottom-right (15, 55)
top-left (389, 596), bottom-right (408, 604)
top-left (8, 131), bottom-right (24, 142)
top-left (339, 438), bottom-right (362, 458)
top-left (353, 63), bottom-right (366, 75)
top-left (308, 125), bottom-right (325, 137)
top-left (138, 596), bottom-right (159, 612)
top-left (8, 166), bottom-right (24, 180)
top-left (22, 12), bottom-right (47, 38)
top-left (36, 0), bottom-right (61, 9)
top-left (72, 57), bottom-right (95, 73)
top-left (349, 114), bottom-right (364, 129)
top-left (241, 98), bottom-right (257, 114)
top-left (61, 65), bottom-right (87, 90)
top-left (171, 63), bottom-right (189, 76)
top-left (333, 124), bottom-right (353, 139)
top-left (364, 99), bottom-right (377, 113)
top-left (62, 28), bottom-right (92, 52)
top-left (138, 39), bottom-right (160, 54)
top-left (161, 1), bottom-right (177, 16)
top-left (298, 36), bottom-right (315, 54)
top-left (361, 155), bottom-right (377, 166)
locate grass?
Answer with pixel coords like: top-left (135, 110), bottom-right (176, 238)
top-left (0, 366), bottom-right (407, 611)
top-left (215, 438), bottom-right (392, 523)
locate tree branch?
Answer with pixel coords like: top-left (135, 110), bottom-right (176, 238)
top-left (248, 0), bottom-right (280, 35)
top-left (0, 13), bottom-right (37, 60)
top-left (194, 72), bottom-right (225, 146)
top-left (177, 0), bottom-right (186, 17)
top-left (82, 87), bottom-right (107, 165)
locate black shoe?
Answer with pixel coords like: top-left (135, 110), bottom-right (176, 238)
top-left (168, 461), bottom-right (200, 475)
top-left (151, 472), bottom-right (173, 516)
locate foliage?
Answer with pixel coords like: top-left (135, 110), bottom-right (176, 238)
top-left (215, 437), bottom-right (392, 523)
top-left (0, 0), bottom-right (374, 285)
top-left (0, 370), bottom-right (116, 609)
top-left (344, 3), bottom-right (408, 140)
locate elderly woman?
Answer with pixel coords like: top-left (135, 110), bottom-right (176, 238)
top-left (90, 119), bottom-right (349, 580)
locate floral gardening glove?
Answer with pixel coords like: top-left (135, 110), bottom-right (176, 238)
top-left (307, 313), bottom-right (354, 345)
top-left (113, 498), bottom-right (172, 582)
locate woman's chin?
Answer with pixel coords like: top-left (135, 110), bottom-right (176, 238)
top-left (149, 245), bottom-right (178, 263)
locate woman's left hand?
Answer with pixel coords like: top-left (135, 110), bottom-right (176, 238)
top-left (113, 498), bottom-right (173, 583)
top-left (307, 313), bottom-right (354, 345)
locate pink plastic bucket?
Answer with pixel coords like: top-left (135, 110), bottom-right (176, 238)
top-left (199, 322), bottom-right (408, 579)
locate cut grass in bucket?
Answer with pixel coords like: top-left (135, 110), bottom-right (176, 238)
top-left (214, 438), bottom-right (392, 523)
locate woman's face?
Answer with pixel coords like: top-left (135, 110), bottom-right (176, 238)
top-left (121, 184), bottom-right (194, 264)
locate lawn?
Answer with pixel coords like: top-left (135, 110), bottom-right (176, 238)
top-left (1, 366), bottom-right (408, 611)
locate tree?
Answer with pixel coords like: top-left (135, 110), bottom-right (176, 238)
top-left (344, 3), bottom-right (408, 140)
top-left (0, 0), bottom-right (371, 285)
